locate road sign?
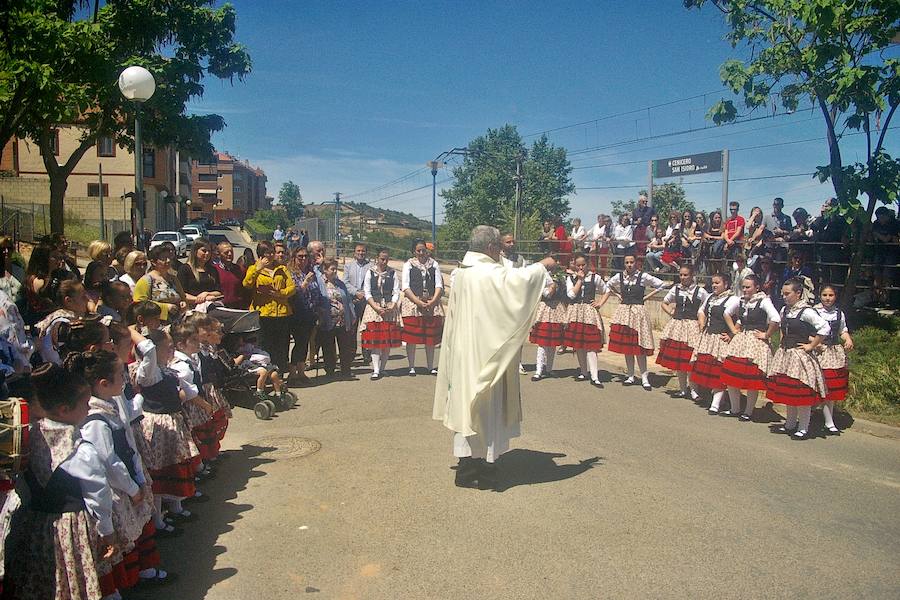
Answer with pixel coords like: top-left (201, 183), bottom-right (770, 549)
top-left (653, 151), bottom-right (723, 178)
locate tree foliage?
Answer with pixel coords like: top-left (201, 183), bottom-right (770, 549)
top-left (277, 180), bottom-right (304, 221)
top-left (610, 183), bottom-right (695, 225)
top-left (441, 125), bottom-right (574, 241)
top-left (685, 0), bottom-right (900, 302)
top-left (0, 0), bottom-right (252, 233)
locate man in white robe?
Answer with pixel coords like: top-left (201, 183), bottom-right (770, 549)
top-left (500, 233), bottom-right (529, 374)
top-left (433, 226), bottom-right (555, 489)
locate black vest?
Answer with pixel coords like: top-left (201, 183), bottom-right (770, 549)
top-left (705, 299), bottom-right (730, 335)
top-left (621, 272), bottom-right (646, 305)
top-left (370, 269), bottom-right (395, 304)
top-left (408, 264), bottom-right (436, 299)
top-left (140, 371), bottom-right (182, 414)
top-left (674, 286), bottom-right (702, 320)
top-left (569, 275), bottom-right (597, 304)
top-left (780, 308), bottom-right (817, 349)
top-left (824, 311), bottom-right (843, 346)
top-left (82, 414), bottom-right (139, 485)
top-left (740, 299), bottom-right (768, 332)
top-left (199, 351), bottom-right (225, 387)
top-left (22, 463), bottom-right (85, 514)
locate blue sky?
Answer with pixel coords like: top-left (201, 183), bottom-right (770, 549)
top-left (187, 0), bottom-right (898, 224)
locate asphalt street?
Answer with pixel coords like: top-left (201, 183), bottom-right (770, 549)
top-left (126, 346), bottom-right (900, 600)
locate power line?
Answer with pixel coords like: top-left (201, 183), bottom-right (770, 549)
top-left (578, 172), bottom-right (814, 191)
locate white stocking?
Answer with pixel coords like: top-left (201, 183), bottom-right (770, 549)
top-left (822, 401), bottom-right (836, 429)
top-left (587, 351), bottom-right (599, 381)
top-left (153, 496), bottom-right (165, 528)
top-left (425, 345), bottom-right (435, 370)
top-left (624, 354), bottom-right (635, 377)
top-left (371, 352), bottom-right (381, 375)
top-left (535, 346), bottom-right (547, 375)
top-left (710, 390), bottom-right (726, 412)
top-left (406, 344), bottom-right (417, 369)
top-left (575, 349), bottom-right (588, 375)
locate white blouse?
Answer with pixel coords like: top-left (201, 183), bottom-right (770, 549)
top-left (815, 305), bottom-right (849, 335)
top-left (364, 269), bottom-right (401, 304)
top-left (663, 284), bottom-right (710, 306)
top-left (698, 293), bottom-right (741, 319)
top-left (734, 295), bottom-right (781, 323)
top-left (781, 305), bottom-right (830, 336)
top-left (607, 271), bottom-right (666, 292)
top-left (566, 273), bottom-right (609, 300)
top-left (81, 398), bottom-right (141, 498)
top-left (401, 259), bottom-right (443, 291)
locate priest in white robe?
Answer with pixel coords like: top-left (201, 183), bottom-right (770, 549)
top-left (433, 226), bottom-right (555, 488)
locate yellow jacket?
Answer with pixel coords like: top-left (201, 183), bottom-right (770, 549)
top-left (242, 263), bottom-right (296, 317)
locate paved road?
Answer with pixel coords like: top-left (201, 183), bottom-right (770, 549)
top-left (130, 349), bottom-right (900, 600)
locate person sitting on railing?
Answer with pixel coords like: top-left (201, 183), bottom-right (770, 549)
top-left (778, 252), bottom-right (815, 308)
top-left (871, 206), bottom-right (899, 306)
top-left (703, 211), bottom-right (724, 273)
top-left (810, 198), bottom-right (850, 286)
top-left (789, 207), bottom-right (815, 261)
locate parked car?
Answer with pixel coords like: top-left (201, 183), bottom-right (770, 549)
top-left (179, 225), bottom-right (204, 242)
top-left (208, 233), bottom-right (230, 248)
top-left (149, 231), bottom-right (188, 256)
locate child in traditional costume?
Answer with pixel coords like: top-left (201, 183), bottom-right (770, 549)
top-left (657, 265), bottom-right (708, 399)
top-left (400, 240), bottom-right (444, 375)
top-left (690, 273), bottom-right (740, 414)
top-left (767, 277), bottom-right (830, 440)
top-left (359, 248), bottom-right (402, 380)
top-left (563, 253), bottom-right (607, 386)
top-left (720, 274), bottom-right (780, 420)
top-left (814, 285), bottom-right (854, 434)
top-left (530, 268), bottom-right (567, 381)
top-left (170, 323), bottom-right (217, 479)
top-left (598, 254), bottom-right (667, 390)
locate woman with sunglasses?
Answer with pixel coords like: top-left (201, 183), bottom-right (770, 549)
top-left (288, 245), bottom-right (324, 382)
top-left (133, 245), bottom-right (188, 322)
top-left (400, 239), bottom-right (444, 375)
top-left (118, 250), bottom-right (148, 293)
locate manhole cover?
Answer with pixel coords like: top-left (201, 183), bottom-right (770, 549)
top-left (250, 436), bottom-right (321, 459)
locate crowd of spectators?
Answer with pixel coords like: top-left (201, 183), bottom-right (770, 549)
top-left (540, 193), bottom-right (900, 308)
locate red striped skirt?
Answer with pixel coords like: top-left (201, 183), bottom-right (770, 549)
top-left (690, 353), bottom-right (723, 389)
top-left (608, 324), bottom-right (653, 356)
top-left (99, 554), bottom-right (138, 595)
top-left (720, 357), bottom-right (768, 391)
top-left (766, 374), bottom-right (820, 406)
top-left (136, 519), bottom-right (160, 570)
top-left (361, 321), bottom-right (403, 349)
top-left (149, 460), bottom-right (196, 498)
top-left (211, 407), bottom-right (229, 441)
top-left (563, 322), bottom-right (604, 351)
top-left (529, 321), bottom-right (565, 347)
top-left (822, 367), bottom-right (849, 402)
top-left (401, 315), bottom-right (443, 346)
top-left (193, 420), bottom-right (220, 462)
top-left (656, 339), bottom-right (694, 372)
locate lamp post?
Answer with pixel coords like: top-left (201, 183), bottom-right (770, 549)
top-left (118, 66), bottom-right (156, 249)
top-left (426, 160), bottom-right (443, 247)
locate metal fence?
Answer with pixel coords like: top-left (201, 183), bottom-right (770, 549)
top-left (0, 199), bottom-right (131, 246)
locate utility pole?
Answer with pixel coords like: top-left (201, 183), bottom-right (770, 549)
top-left (426, 160), bottom-right (444, 247)
top-left (647, 160), bottom-right (654, 208)
top-left (721, 149), bottom-right (730, 217)
top-left (514, 153), bottom-right (524, 240)
top-left (333, 191), bottom-right (341, 258)
top-left (98, 164), bottom-right (106, 241)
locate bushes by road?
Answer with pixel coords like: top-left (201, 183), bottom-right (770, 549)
top-left (846, 314), bottom-right (900, 425)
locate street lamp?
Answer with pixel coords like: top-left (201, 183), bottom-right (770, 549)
top-left (118, 66), bottom-right (156, 249)
top-left (426, 160), bottom-right (444, 246)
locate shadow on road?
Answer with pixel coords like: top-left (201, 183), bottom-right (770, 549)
top-left (129, 444), bottom-right (276, 600)
top-left (493, 449), bottom-right (602, 493)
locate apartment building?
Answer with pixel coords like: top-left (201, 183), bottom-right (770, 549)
top-left (190, 151), bottom-right (267, 222)
top-left (0, 126), bottom-right (192, 233)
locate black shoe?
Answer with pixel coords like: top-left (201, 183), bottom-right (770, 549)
top-left (591, 380), bottom-right (603, 388)
top-left (791, 430), bottom-right (812, 441)
top-left (575, 373), bottom-right (587, 381)
top-left (531, 373), bottom-right (544, 381)
top-left (738, 414), bottom-right (752, 422)
top-left (824, 425), bottom-right (841, 436)
top-left (771, 424), bottom-right (796, 434)
top-left (641, 382), bottom-right (652, 391)
top-left (370, 373), bottom-right (382, 381)
top-left (408, 368), bottom-right (417, 377)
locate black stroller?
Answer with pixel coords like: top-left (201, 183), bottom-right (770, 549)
top-left (209, 307), bottom-right (297, 420)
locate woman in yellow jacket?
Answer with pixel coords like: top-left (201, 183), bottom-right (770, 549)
top-left (243, 241), bottom-right (296, 371)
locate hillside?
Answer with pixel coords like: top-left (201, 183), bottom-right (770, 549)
top-left (304, 201), bottom-right (432, 231)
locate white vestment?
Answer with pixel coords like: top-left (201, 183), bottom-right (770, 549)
top-left (433, 251), bottom-right (547, 462)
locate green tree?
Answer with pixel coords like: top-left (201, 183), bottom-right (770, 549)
top-left (1, 0), bottom-right (251, 233)
top-left (685, 0), bottom-right (900, 303)
top-left (277, 180), bottom-right (304, 221)
top-left (441, 125), bottom-right (574, 241)
top-left (611, 183), bottom-right (695, 227)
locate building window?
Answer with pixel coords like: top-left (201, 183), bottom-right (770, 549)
top-left (49, 129), bottom-right (60, 156)
top-left (233, 185), bottom-right (242, 193)
top-left (142, 148), bottom-right (155, 178)
top-left (97, 136), bottom-right (115, 157)
top-left (198, 173), bottom-right (217, 181)
top-left (87, 183), bottom-right (109, 197)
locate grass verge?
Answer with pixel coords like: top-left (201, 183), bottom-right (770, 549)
top-left (844, 315), bottom-right (900, 426)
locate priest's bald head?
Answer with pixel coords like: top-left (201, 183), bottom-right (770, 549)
top-left (469, 225), bottom-right (502, 261)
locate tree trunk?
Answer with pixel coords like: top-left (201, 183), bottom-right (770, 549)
top-left (48, 172), bottom-right (67, 234)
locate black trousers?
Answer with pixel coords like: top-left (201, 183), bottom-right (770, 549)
top-left (259, 316), bottom-right (291, 372)
top-left (290, 319), bottom-right (317, 367)
top-left (317, 326), bottom-right (355, 375)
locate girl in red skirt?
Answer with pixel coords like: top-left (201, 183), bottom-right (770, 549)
top-left (657, 265), bottom-right (708, 399)
top-left (597, 254), bottom-right (667, 390)
top-left (814, 285), bottom-right (854, 435)
top-left (564, 253), bottom-right (607, 386)
top-left (530, 270), bottom-right (566, 380)
top-left (721, 274), bottom-right (780, 420)
top-left (360, 248), bottom-right (402, 380)
top-left (690, 273), bottom-right (740, 413)
top-left (171, 323), bottom-right (218, 480)
top-left (767, 278), bottom-right (830, 440)
top-left (132, 329), bottom-right (200, 524)
top-left (400, 240), bottom-right (444, 375)
top-left (68, 350), bottom-right (150, 598)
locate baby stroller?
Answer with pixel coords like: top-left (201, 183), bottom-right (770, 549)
top-left (209, 307), bottom-right (297, 420)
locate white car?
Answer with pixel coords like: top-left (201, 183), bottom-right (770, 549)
top-left (179, 225), bottom-right (204, 242)
top-left (149, 231), bottom-right (188, 256)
